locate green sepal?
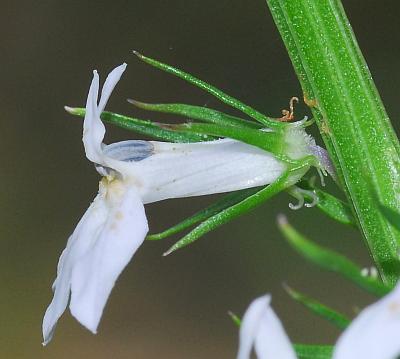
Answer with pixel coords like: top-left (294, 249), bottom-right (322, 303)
top-left (128, 99), bottom-right (262, 129)
top-left (147, 188), bottom-right (260, 240)
top-left (65, 107), bottom-right (212, 143)
top-left (277, 215), bottom-right (392, 296)
top-left (163, 172), bottom-right (294, 256)
top-left (294, 344), bottom-right (333, 359)
top-left (284, 284), bottom-right (350, 330)
top-left (133, 51), bottom-right (285, 129)
top-left (380, 205), bottom-right (400, 232)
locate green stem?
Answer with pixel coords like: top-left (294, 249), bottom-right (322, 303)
top-left (267, 0), bottom-right (400, 284)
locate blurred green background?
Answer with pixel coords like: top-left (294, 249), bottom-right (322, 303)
top-left (1, 0), bottom-right (399, 357)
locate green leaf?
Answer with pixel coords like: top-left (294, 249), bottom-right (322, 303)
top-left (65, 107), bottom-right (212, 143)
top-left (380, 205), bottom-right (400, 232)
top-left (294, 344), bottom-right (333, 359)
top-left (277, 215), bottom-right (392, 297)
top-left (164, 172), bottom-right (294, 255)
top-left (267, 0), bottom-right (400, 285)
top-left (284, 285), bottom-right (350, 330)
top-left (147, 188), bottom-right (260, 240)
top-left (133, 51), bottom-right (285, 129)
top-left (128, 99), bottom-right (262, 129)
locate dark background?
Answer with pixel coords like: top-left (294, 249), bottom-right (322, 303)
top-left (1, 0), bottom-right (399, 357)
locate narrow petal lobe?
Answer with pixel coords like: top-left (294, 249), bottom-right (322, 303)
top-left (237, 295), bottom-right (297, 359)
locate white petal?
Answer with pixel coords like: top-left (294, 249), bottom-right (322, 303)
top-left (102, 139), bottom-right (287, 203)
top-left (83, 70), bottom-right (104, 164)
top-left (237, 295), bottom-right (271, 359)
top-left (237, 295), bottom-right (297, 359)
top-left (333, 282), bottom-right (400, 359)
top-left (254, 308), bottom-right (297, 359)
top-left (98, 63), bottom-right (127, 113)
top-left (43, 179), bottom-right (148, 343)
top-left (42, 192), bottom-right (109, 345)
top-left (69, 181), bottom-right (148, 333)
top-left (82, 64), bottom-right (127, 166)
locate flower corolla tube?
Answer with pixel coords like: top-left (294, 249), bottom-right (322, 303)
top-left (43, 63), bottom-right (322, 344)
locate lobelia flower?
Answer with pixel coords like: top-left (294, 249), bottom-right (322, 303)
top-left (237, 284), bottom-right (400, 359)
top-left (43, 63), bottom-right (323, 345)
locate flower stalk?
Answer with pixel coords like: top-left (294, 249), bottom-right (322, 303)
top-left (267, 0), bottom-right (400, 285)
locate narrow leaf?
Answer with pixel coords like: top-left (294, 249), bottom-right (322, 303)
top-left (380, 205), bottom-right (400, 232)
top-left (164, 173), bottom-right (290, 255)
top-left (147, 188), bottom-right (260, 240)
top-left (133, 51), bottom-right (284, 128)
top-left (284, 284), bottom-right (350, 330)
top-left (294, 344), bottom-right (333, 359)
top-left (128, 100), bottom-right (262, 129)
top-left (277, 215), bottom-right (391, 297)
top-left (65, 107), bottom-right (212, 143)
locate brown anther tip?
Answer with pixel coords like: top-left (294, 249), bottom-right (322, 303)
top-left (277, 96), bottom-right (299, 122)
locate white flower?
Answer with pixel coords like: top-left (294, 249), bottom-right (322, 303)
top-left (237, 295), bottom-right (297, 359)
top-left (238, 285), bottom-right (400, 359)
top-left (43, 63), bottom-right (318, 345)
top-left (333, 282), bottom-right (400, 359)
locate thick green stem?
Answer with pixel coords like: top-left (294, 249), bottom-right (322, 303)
top-left (267, 0), bottom-right (400, 284)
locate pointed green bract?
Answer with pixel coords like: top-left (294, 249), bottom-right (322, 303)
top-left (133, 51), bottom-right (285, 129)
top-left (66, 107), bottom-right (212, 143)
top-left (278, 216), bottom-right (391, 296)
top-left (128, 100), bottom-right (262, 129)
top-left (147, 188), bottom-right (260, 240)
top-left (284, 285), bottom-right (350, 330)
top-left (294, 344), bottom-right (333, 359)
